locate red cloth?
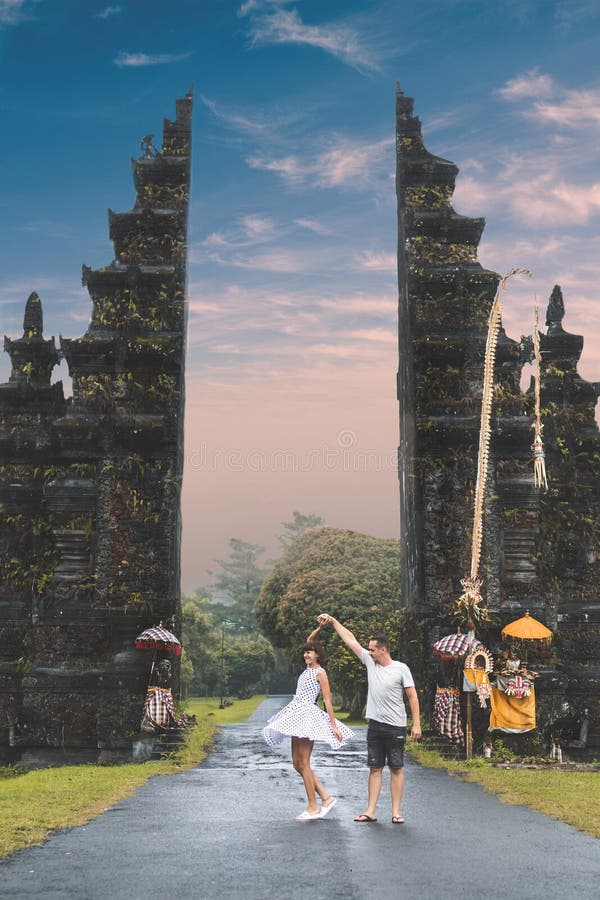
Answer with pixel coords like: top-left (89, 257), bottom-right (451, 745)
top-left (142, 687), bottom-right (187, 729)
top-left (432, 687), bottom-right (464, 744)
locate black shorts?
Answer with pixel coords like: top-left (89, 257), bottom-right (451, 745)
top-left (366, 720), bottom-right (406, 769)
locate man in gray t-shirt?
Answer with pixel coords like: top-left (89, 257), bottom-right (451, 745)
top-left (318, 614), bottom-right (421, 824)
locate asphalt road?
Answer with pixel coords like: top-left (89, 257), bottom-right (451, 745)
top-left (1, 696), bottom-right (598, 900)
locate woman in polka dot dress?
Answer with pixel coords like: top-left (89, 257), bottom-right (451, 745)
top-left (263, 623), bottom-right (354, 820)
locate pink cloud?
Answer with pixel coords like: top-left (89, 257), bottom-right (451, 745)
top-left (497, 69), bottom-right (556, 101)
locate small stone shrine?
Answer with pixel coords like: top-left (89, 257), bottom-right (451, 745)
top-left (0, 92), bottom-right (192, 765)
top-left (395, 85), bottom-right (600, 753)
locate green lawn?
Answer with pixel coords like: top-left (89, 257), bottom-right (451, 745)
top-left (407, 742), bottom-right (600, 839)
top-left (185, 695), bottom-right (266, 725)
top-left (0, 694), bottom-right (266, 860)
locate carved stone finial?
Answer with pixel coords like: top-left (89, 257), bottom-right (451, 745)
top-left (4, 291), bottom-right (58, 385)
top-left (546, 284), bottom-right (565, 328)
top-left (23, 291), bottom-right (43, 339)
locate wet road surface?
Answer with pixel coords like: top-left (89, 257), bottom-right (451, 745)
top-left (1, 696), bottom-right (598, 899)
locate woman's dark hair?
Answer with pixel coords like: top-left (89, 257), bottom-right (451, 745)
top-left (301, 640), bottom-right (327, 666)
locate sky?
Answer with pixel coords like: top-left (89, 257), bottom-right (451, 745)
top-left (1, 0), bottom-right (599, 593)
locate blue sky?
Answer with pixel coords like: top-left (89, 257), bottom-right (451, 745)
top-left (1, 0), bottom-right (599, 592)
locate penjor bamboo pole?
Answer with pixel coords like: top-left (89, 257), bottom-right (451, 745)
top-left (463, 269), bottom-right (531, 759)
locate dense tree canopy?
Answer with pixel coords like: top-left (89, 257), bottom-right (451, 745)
top-left (224, 635), bottom-right (275, 698)
top-left (181, 598), bottom-right (221, 696)
top-left (255, 527), bottom-right (403, 717)
top-left (181, 597), bottom-right (275, 698)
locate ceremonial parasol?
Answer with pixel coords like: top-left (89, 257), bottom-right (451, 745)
top-left (433, 632), bottom-right (483, 660)
top-left (135, 624), bottom-right (181, 688)
top-left (135, 625), bottom-right (181, 655)
top-left (501, 612), bottom-right (552, 644)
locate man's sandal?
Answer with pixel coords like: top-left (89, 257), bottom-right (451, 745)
top-left (354, 813), bottom-right (377, 822)
top-left (391, 816), bottom-right (405, 824)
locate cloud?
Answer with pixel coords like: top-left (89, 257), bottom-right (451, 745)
top-left (240, 214), bottom-right (277, 239)
top-left (197, 248), bottom-right (310, 273)
top-left (192, 214), bottom-right (345, 273)
top-left (318, 294), bottom-right (395, 314)
top-left (476, 230), bottom-right (600, 372)
top-left (452, 175), bottom-right (493, 213)
top-left (455, 154), bottom-right (600, 228)
top-left (355, 250), bottom-right (396, 272)
top-left (199, 93), bottom-right (272, 137)
top-left (554, 0), bottom-right (600, 32)
top-left (197, 214), bottom-right (278, 255)
top-left (347, 327), bottom-right (395, 344)
top-left (533, 89), bottom-right (600, 130)
top-left (247, 135), bottom-right (394, 189)
top-left (294, 218), bottom-right (331, 235)
top-left (496, 69), bottom-right (556, 101)
top-left (16, 219), bottom-right (72, 240)
top-left (185, 280), bottom-right (397, 368)
top-left (0, 0), bottom-right (30, 26)
top-left (237, 0), bottom-right (271, 17)
top-left (498, 69), bottom-right (600, 131)
top-left (246, 7), bottom-right (380, 73)
top-left (452, 72), bottom-right (600, 229)
top-left (509, 176), bottom-right (600, 225)
top-left (224, 250), bottom-right (307, 272)
top-left (95, 5), bottom-right (121, 20)
top-left (113, 51), bottom-right (192, 67)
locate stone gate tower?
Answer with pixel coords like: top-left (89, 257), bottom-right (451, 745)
top-left (0, 92), bottom-right (192, 765)
top-left (396, 86), bottom-right (600, 751)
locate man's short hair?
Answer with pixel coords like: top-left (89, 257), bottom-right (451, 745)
top-left (370, 633), bottom-right (390, 652)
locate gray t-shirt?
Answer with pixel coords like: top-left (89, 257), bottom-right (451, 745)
top-left (360, 648), bottom-right (415, 727)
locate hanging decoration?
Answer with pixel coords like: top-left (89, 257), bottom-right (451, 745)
top-left (531, 307), bottom-right (548, 490)
top-left (456, 269), bottom-right (532, 629)
top-left (463, 646), bottom-right (494, 708)
top-left (451, 268), bottom-right (531, 756)
top-left (454, 576), bottom-right (488, 628)
top-left (463, 646), bottom-right (494, 673)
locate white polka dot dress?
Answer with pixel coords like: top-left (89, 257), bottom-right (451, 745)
top-left (262, 665), bottom-right (354, 750)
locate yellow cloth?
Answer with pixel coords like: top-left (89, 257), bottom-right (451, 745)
top-left (463, 668), bottom-right (476, 691)
top-left (489, 685), bottom-right (536, 733)
top-left (463, 668), bottom-right (490, 690)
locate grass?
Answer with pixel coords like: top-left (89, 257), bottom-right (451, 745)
top-left (185, 695), bottom-right (266, 726)
top-left (0, 694), bottom-right (266, 860)
top-left (333, 707), bottom-right (367, 728)
top-left (407, 742), bottom-right (600, 839)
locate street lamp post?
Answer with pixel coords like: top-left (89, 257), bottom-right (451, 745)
top-left (219, 621), bottom-right (232, 708)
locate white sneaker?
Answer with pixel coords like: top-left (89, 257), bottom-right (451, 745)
top-left (320, 797), bottom-right (337, 817)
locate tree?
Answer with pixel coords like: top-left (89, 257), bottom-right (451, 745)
top-left (210, 538), bottom-right (268, 633)
top-left (224, 634), bottom-right (276, 698)
top-left (278, 511), bottom-right (325, 548)
top-left (255, 527), bottom-right (403, 718)
top-left (181, 599), bottom-right (221, 696)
